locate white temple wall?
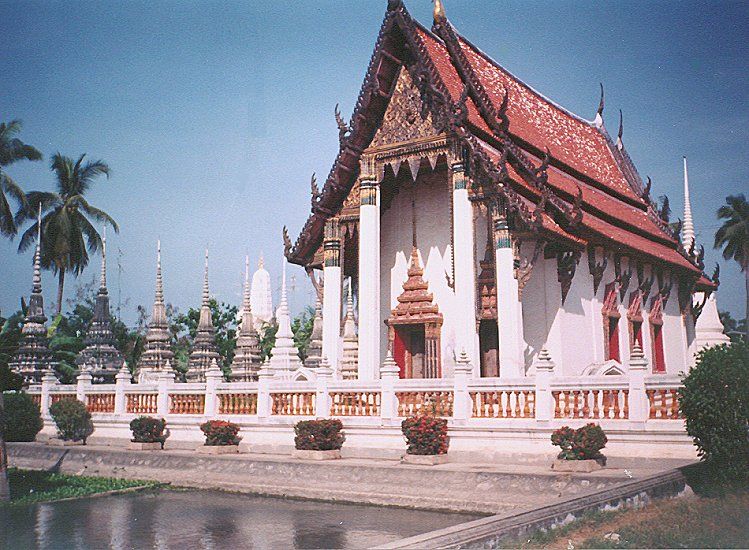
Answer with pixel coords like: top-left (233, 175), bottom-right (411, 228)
top-left (520, 244), bottom-right (548, 375)
top-left (558, 256), bottom-right (598, 376)
top-left (380, 171), bottom-right (456, 376)
top-left (662, 285), bottom-right (688, 375)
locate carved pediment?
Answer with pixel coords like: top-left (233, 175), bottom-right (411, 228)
top-left (370, 67), bottom-right (441, 149)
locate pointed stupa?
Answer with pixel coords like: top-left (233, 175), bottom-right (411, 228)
top-left (682, 156), bottom-right (695, 252)
top-left (75, 227), bottom-right (124, 382)
top-left (137, 240), bottom-right (175, 382)
top-left (267, 259), bottom-right (302, 377)
top-left (230, 256), bottom-right (262, 381)
top-left (10, 205), bottom-right (55, 385)
top-left (694, 294), bottom-right (731, 352)
top-left (303, 297), bottom-right (323, 369)
top-left (186, 249), bottom-right (221, 382)
top-left (340, 280), bottom-right (359, 380)
top-left (250, 253), bottom-right (273, 331)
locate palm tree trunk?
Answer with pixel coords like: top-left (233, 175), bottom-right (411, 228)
top-left (56, 270), bottom-right (65, 316)
top-left (0, 392), bottom-right (10, 502)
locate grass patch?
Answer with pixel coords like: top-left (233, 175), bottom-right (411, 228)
top-left (3, 468), bottom-right (160, 506)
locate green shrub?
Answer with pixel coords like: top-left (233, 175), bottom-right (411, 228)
top-left (680, 342), bottom-right (749, 484)
top-left (401, 415), bottom-right (449, 455)
top-left (129, 416), bottom-right (168, 446)
top-left (551, 423), bottom-right (607, 460)
top-left (49, 398), bottom-right (94, 443)
top-left (294, 419), bottom-right (345, 451)
top-left (200, 420), bottom-right (241, 446)
top-left (3, 392), bottom-right (43, 442)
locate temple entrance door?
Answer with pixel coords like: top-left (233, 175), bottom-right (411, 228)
top-left (479, 319), bottom-right (499, 377)
top-left (393, 325), bottom-right (426, 378)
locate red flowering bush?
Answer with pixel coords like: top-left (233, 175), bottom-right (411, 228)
top-left (551, 423), bottom-right (607, 460)
top-left (294, 419), bottom-right (345, 451)
top-left (130, 416), bottom-right (168, 446)
top-left (401, 415), bottom-right (449, 455)
top-left (200, 420), bottom-right (242, 446)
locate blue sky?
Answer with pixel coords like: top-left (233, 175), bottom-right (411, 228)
top-left (1, 0), bottom-right (747, 324)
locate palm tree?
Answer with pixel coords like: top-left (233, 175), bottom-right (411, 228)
top-left (16, 153), bottom-right (118, 315)
top-left (714, 194), bottom-right (749, 341)
top-left (0, 120), bottom-right (42, 237)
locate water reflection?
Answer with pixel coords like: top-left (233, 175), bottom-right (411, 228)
top-left (3, 489), bottom-right (480, 549)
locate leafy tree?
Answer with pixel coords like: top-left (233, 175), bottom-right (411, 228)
top-left (0, 120), bottom-right (40, 237)
top-left (291, 306), bottom-right (315, 361)
top-left (719, 310), bottom-right (748, 344)
top-left (172, 300), bottom-right (238, 375)
top-left (714, 194), bottom-right (749, 341)
top-left (16, 153), bottom-right (118, 315)
top-left (0, 311), bottom-right (24, 392)
top-left (258, 321), bottom-right (278, 363)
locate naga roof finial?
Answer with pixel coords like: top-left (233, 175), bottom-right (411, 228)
top-left (616, 109), bottom-right (624, 150)
top-left (433, 0), bottom-right (446, 24)
top-left (594, 83), bottom-right (604, 128)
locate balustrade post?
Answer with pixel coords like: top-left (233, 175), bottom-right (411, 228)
top-left (534, 347), bottom-right (555, 422)
top-left (379, 352), bottom-right (400, 421)
top-left (114, 365), bottom-right (131, 415)
top-left (204, 359), bottom-right (222, 417)
top-left (157, 369), bottom-right (174, 417)
top-left (452, 350), bottom-right (473, 422)
top-left (76, 370), bottom-right (93, 404)
top-left (628, 344), bottom-right (649, 423)
top-left (256, 364), bottom-right (274, 419)
top-left (40, 370), bottom-right (57, 420)
top-left (315, 357), bottom-right (334, 419)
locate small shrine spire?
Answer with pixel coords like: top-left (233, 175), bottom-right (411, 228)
top-left (155, 239), bottom-right (164, 303)
top-left (32, 203), bottom-right (42, 294)
top-left (230, 254), bottom-right (262, 380)
top-left (267, 257), bottom-right (302, 376)
top-left (99, 226), bottom-right (107, 292)
top-left (682, 156), bottom-right (695, 251)
top-left (186, 248), bottom-right (221, 381)
top-left (202, 248), bottom-right (210, 307)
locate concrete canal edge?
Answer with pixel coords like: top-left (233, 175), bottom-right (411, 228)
top-left (375, 469), bottom-right (690, 549)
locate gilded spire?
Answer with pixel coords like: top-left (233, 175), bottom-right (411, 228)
top-left (433, 0), bottom-right (446, 24)
top-left (99, 226), bottom-right (107, 292)
top-left (682, 156), bottom-right (695, 251)
top-left (202, 248), bottom-right (210, 306)
top-left (155, 239), bottom-right (164, 303)
top-left (243, 254), bottom-right (251, 310)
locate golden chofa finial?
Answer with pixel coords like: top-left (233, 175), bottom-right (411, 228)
top-left (433, 0), bottom-right (446, 24)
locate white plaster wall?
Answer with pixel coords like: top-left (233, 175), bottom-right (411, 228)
top-left (558, 257), bottom-right (598, 376)
top-left (380, 170), bottom-right (456, 376)
top-left (520, 244), bottom-right (549, 374)
top-left (662, 278), bottom-right (689, 375)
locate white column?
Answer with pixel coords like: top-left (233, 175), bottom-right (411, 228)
top-left (76, 371), bottom-right (92, 402)
top-left (322, 219), bottom-right (342, 373)
top-left (452, 350), bottom-right (473, 422)
top-left (256, 365), bottom-right (273, 419)
top-left (494, 212), bottom-right (525, 378)
top-left (379, 352), bottom-right (400, 420)
top-left (628, 344), bottom-right (649, 424)
top-left (357, 175), bottom-right (381, 380)
top-left (156, 368), bottom-right (174, 417)
top-left (41, 372), bottom-right (56, 420)
top-left (315, 357), bottom-right (333, 419)
top-left (114, 366), bottom-right (130, 415)
top-left (533, 347), bottom-right (555, 422)
top-left (204, 359), bottom-right (222, 417)
top-left (451, 162), bottom-right (480, 372)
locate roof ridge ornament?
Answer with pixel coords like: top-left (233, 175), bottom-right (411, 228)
top-left (433, 0), bottom-right (446, 25)
top-left (594, 83), bottom-right (604, 128)
top-left (334, 103), bottom-right (351, 147)
top-left (616, 109), bottom-right (624, 150)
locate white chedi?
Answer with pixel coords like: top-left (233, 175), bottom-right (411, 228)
top-left (250, 254), bottom-right (274, 331)
top-left (267, 259), bottom-right (302, 377)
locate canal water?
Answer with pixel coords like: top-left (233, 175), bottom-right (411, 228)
top-left (2, 489), bottom-right (481, 549)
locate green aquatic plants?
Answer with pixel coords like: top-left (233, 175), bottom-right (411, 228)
top-left (49, 398), bottom-right (94, 444)
top-left (129, 416), bottom-right (168, 448)
top-left (3, 392), bottom-right (43, 442)
top-left (680, 342), bottom-right (749, 485)
top-left (551, 423), bottom-right (607, 460)
top-left (200, 420), bottom-right (241, 446)
top-left (294, 419), bottom-right (345, 451)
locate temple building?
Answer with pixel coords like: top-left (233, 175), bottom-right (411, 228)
top-left (229, 256), bottom-right (263, 381)
top-left (136, 241), bottom-right (174, 382)
top-left (10, 209), bottom-right (55, 384)
top-left (250, 255), bottom-right (273, 331)
top-left (74, 231), bottom-right (124, 383)
top-left (285, 1), bottom-right (722, 380)
top-left (186, 250), bottom-right (221, 381)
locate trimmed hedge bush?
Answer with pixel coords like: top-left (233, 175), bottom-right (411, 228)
top-left (294, 419), bottom-right (345, 451)
top-left (49, 398), bottom-right (94, 443)
top-left (200, 420), bottom-right (241, 446)
top-left (551, 423), bottom-right (607, 460)
top-left (129, 416), bottom-right (168, 447)
top-left (680, 342), bottom-right (749, 484)
top-left (401, 415), bottom-right (449, 455)
top-left (3, 392), bottom-right (43, 442)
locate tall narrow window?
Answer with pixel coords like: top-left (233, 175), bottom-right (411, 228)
top-left (602, 283), bottom-right (621, 362)
top-left (627, 291), bottom-right (644, 351)
top-left (649, 295), bottom-right (666, 373)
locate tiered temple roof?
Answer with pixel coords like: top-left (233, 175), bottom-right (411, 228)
top-left (10, 209), bottom-right (54, 384)
top-left (75, 231), bottom-right (124, 382)
top-left (285, 1), bottom-right (714, 295)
